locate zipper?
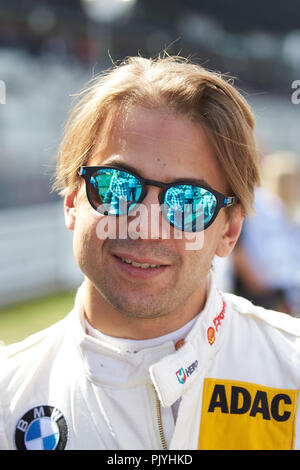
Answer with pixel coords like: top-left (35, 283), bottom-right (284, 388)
top-left (151, 384), bottom-right (168, 450)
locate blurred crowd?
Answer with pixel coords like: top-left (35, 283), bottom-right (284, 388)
top-left (0, 12), bottom-right (99, 66)
top-left (215, 150), bottom-right (300, 317)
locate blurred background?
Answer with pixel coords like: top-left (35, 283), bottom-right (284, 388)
top-left (0, 0), bottom-right (300, 344)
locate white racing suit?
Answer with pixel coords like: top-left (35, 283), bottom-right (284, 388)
top-left (1, 274), bottom-right (300, 450)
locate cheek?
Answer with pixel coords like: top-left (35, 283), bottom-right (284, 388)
top-left (72, 211), bottom-right (104, 271)
top-left (175, 219), bottom-right (225, 272)
top-left (204, 212), bottom-right (227, 247)
top-left (176, 221), bottom-right (222, 255)
top-left (174, 234), bottom-right (209, 271)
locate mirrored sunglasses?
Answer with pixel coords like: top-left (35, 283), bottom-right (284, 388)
top-left (78, 166), bottom-right (237, 232)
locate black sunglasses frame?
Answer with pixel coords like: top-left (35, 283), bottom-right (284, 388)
top-left (78, 165), bottom-right (237, 232)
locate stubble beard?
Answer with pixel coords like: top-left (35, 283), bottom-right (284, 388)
top-left (93, 264), bottom-right (177, 319)
top-left (83, 239), bottom-right (209, 321)
top-left (92, 259), bottom-right (207, 321)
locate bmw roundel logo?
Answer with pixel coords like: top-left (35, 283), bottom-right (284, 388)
top-left (15, 406), bottom-right (68, 450)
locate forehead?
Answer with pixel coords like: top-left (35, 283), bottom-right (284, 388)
top-left (114, 106), bottom-right (208, 159)
top-left (91, 106), bottom-right (227, 192)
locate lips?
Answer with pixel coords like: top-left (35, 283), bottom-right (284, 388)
top-left (112, 252), bottom-right (170, 269)
top-left (120, 258), bottom-right (161, 269)
top-left (112, 252), bottom-right (170, 278)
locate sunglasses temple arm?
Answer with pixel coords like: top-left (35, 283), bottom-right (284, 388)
top-left (78, 168), bottom-right (86, 176)
top-left (224, 196), bottom-right (237, 207)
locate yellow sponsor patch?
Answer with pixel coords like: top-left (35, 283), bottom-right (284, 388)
top-left (198, 378), bottom-right (298, 450)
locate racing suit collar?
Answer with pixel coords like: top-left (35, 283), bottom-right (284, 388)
top-left (150, 274), bottom-right (227, 407)
top-left (74, 272), bottom-right (227, 406)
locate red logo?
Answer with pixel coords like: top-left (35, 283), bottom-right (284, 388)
top-left (207, 298), bottom-right (226, 346)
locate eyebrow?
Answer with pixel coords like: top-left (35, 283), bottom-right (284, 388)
top-left (102, 159), bottom-right (213, 189)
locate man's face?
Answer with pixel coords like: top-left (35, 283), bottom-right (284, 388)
top-left (65, 106), bottom-right (242, 325)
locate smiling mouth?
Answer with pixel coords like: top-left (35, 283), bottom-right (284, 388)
top-left (120, 257), bottom-right (162, 269)
top-left (112, 250), bottom-right (172, 272)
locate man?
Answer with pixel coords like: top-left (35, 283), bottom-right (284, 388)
top-left (1, 55), bottom-right (300, 451)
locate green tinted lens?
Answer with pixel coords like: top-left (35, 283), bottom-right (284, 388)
top-left (90, 168), bottom-right (142, 215)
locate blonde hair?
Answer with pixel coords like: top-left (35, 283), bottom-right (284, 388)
top-left (52, 55), bottom-right (260, 215)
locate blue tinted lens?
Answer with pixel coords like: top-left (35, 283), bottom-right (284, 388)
top-left (90, 168), bottom-right (142, 215)
top-left (163, 185), bottom-right (217, 232)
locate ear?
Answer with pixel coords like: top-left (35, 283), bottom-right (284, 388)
top-left (215, 205), bottom-right (244, 258)
top-left (64, 191), bottom-right (78, 231)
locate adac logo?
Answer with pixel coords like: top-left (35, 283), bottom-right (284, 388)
top-left (198, 379), bottom-right (299, 450)
top-left (15, 405), bottom-right (68, 450)
top-left (176, 368), bottom-right (187, 384)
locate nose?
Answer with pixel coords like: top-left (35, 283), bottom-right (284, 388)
top-left (127, 186), bottom-right (164, 240)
